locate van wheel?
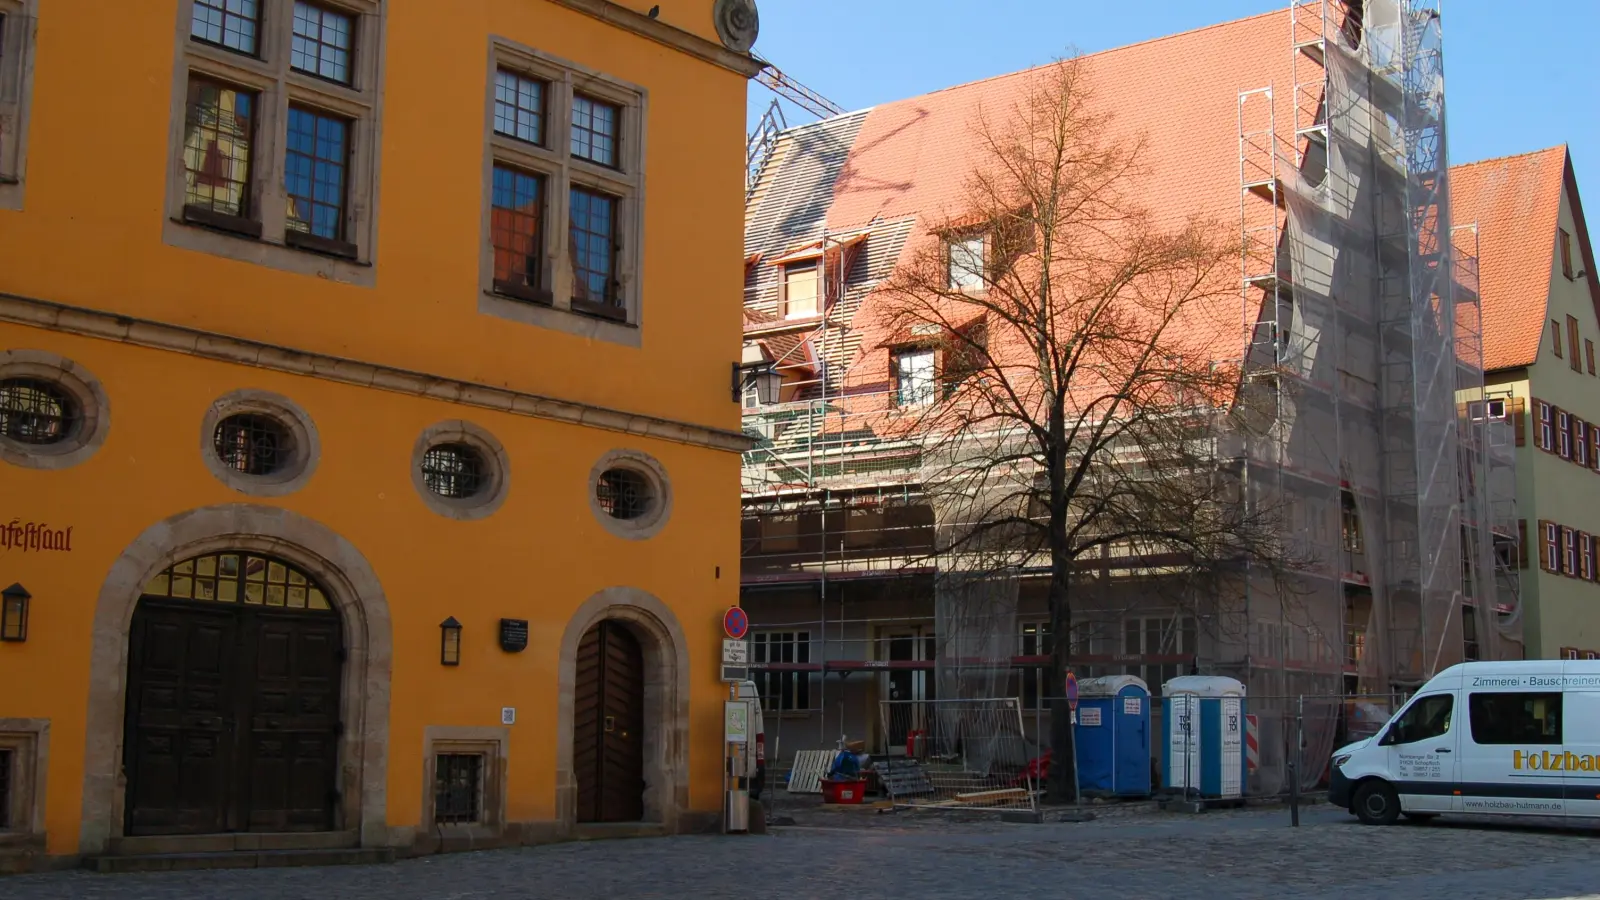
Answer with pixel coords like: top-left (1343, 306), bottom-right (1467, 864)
top-left (1353, 780), bottom-right (1400, 826)
top-left (1403, 813), bottom-right (1438, 824)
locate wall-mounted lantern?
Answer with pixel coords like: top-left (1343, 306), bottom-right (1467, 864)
top-left (440, 616), bottom-right (462, 666)
top-left (1, 583), bottom-right (30, 643)
top-left (731, 360), bottom-right (781, 404)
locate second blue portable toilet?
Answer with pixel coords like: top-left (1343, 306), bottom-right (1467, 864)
top-left (1161, 675), bottom-right (1247, 799)
top-left (1073, 675), bottom-right (1152, 797)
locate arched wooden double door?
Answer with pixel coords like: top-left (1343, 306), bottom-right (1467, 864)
top-left (123, 552), bottom-right (343, 836)
top-left (573, 620), bottom-right (646, 823)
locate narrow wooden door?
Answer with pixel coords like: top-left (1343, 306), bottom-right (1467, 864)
top-left (241, 612), bottom-right (342, 831)
top-left (573, 621), bottom-right (646, 823)
top-left (124, 602), bottom-right (240, 835)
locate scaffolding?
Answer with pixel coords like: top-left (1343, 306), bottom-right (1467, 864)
top-left (737, 0), bottom-right (1521, 793)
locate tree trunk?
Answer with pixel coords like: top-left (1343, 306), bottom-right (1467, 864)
top-left (1044, 553), bottom-right (1077, 805)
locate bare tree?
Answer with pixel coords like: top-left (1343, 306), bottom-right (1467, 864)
top-left (872, 58), bottom-right (1305, 803)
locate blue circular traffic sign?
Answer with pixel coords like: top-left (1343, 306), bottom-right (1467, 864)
top-left (723, 606), bottom-right (749, 640)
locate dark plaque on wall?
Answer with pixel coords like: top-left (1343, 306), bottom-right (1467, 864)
top-left (499, 618), bottom-right (529, 653)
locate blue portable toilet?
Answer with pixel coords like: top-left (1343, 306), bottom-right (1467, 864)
top-left (1161, 676), bottom-right (1246, 799)
top-left (1073, 675), bottom-right (1152, 797)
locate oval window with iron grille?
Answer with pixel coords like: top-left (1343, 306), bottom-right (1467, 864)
top-left (421, 443), bottom-right (486, 499)
top-left (410, 421), bottom-right (509, 520)
top-left (588, 450), bottom-right (672, 540)
top-left (200, 390), bottom-right (320, 496)
top-left (214, 413), bottom-right (293, 476)
top-left (0, 378), bottom-right (78, 445)
top-left (0, 351), bottom-right (112, 470)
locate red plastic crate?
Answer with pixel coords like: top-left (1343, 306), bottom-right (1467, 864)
top-left (820, 777), bottom-right (868, 805)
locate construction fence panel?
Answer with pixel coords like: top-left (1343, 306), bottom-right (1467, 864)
top-left (1243, 692), bottom-right (1402, 798)
top-left (877, 698), bottom-right (1038, 815)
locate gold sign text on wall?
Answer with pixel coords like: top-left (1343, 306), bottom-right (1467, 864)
top-left (1, 520), bottom-right (74, 553)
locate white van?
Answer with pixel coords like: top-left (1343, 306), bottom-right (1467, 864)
top-left (735, 680), bottom-right (767, 799)
top-left (1329, 660), bottom-right (1600, 825)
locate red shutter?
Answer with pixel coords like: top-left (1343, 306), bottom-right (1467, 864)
top-left (1512, 397), bottom-right (1527, 447)
top-left (1517, 519), bottom-right (1529, 569)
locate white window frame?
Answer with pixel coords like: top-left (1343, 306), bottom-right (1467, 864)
top-left (893, 347), bottom-right (936, 408)
top-left (1538, 401), bottom-right (1553, 451)
top-left (1545, 522), bottom-right (1560, 572)
top-left (751, 631), bottom-right (813, 712)
top-left (1562, 526), bottom-right (1577, 575)
top-left (164, 0), bottom-right (383, 285)
top-left (781, 260), bottom-right (820, 319)
top-left (947, 234), bottom-right (986, 291)
top-left (478, 37), bottom-right (647, 348)
top-left (1559, 410), bottom-right (1573, 459)
top-left (0, 0), bottom-right (38, 210)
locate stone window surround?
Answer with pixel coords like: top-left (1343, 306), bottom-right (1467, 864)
top-left (162, 0), bottom-right (385, 288)
top-left (0, 719), bottom-right (48, 849)
top-left (410, 419), bottom-right (511, 521)
top-left (0, 348), bottom-right (112, 471)
top-left (78, 504), bottom-right (393, 855)
top-left (418, 726), bottom-right (508, 846)
top-left (0, 0), bottom-right (37, 211)
top-left (589, 447), bottom-right (672, 541)
top-left (200, 388), bottom-right (322, 496)
top-left (479, 36), bottom-right (649, 349)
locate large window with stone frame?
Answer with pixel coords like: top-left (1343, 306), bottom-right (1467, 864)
top-left (0, 0), bottom-right (38, 209)
top-left (481, 40), bottom-right (645, 339)
top-left (167, 0), bottom-right (382, 281)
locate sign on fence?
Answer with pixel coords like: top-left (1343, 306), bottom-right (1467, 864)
top-left (1079, 707), bottom-right (1102, 727)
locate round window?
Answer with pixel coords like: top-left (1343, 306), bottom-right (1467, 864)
top-left (0, 378), bottom-right (77, 445)
top-left (596, 467), bottom-right (653, 520)
top-left (421, 443), bottom-right (486, 499)
top-left (213, 413), bottom-right (294, 476)
top-left (588, 450), bottom-right (672, 539)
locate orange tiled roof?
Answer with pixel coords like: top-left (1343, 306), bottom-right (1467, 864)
top-left (807, 11), bottom-right (1298, 406)
top-left (1450, 146), bottom-right (1569, 371)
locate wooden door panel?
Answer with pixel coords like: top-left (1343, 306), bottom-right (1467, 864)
top-left (574, 622), bottom-right (646, 823)
top-left (125, 604), bottom-right (238, 835)
top-left (244, 614), bottom-right (341, 831)
top-left (573, 625), bottom-right (603, 823)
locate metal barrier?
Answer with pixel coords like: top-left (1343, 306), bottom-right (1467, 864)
top-left (877, 698), bottom-right (1039, 815)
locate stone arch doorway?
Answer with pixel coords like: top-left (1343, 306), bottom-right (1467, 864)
top-left (124, 552), bottom-right (343, 835)
top-left (573, 619), bottom-right (646, 822)
top-left (556, 588), bottom-right (690, 832)
top-left (80, 505), bottom-right (392, 855)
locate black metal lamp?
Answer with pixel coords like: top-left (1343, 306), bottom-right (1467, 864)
top-left (1, 583), bottom-right (29, 643)
top-left (732, 360), bottom-right (781, 404)
top-left (440, 616), bottom-right (462, 666)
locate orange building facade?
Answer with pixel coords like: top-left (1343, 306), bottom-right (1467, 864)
top-left (0, 0), bottom-right (759, 870)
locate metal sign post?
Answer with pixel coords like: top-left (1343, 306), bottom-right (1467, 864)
top-left (1065, 671), bottom-right (1080, 804)
top-left (720, 607), bottom-right (751, 834)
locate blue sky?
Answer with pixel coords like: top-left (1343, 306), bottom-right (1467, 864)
top-left (748, 0), bottom-right (1597, 187)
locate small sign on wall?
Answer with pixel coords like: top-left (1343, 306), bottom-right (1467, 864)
top-left (499, 618), bottom-right (529, 653)
top-left (501, 707), bottom-right (516, 725)
top-left (1079, 707), bottom-right (1103, 727)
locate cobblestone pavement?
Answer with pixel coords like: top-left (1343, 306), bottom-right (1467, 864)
top-left (9, 806), bottom-right (1600, 900)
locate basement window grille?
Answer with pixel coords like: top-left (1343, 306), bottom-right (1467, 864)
top-left (433, 753), bottom-right (482, 825)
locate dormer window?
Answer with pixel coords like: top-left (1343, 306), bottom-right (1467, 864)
top-left (782, 260), bottom-right (820, 318)
top-left (893, 348), bottom-right (936, 408)
top-left (948, 234), bottom-right (986, 291)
